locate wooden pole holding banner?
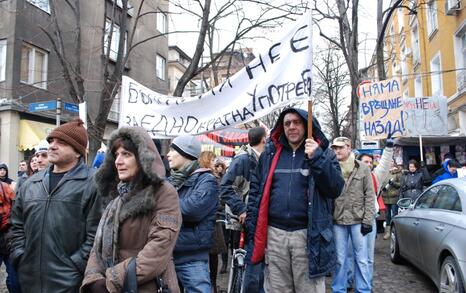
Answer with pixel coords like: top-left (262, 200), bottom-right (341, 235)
top-left (419, 135), bottom-right (424, 162)
top-left (308, 100), bottom-right (313, 139)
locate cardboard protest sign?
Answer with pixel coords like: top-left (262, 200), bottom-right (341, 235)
top-left (359, 78), bottom-right (404, 139)
top-left (402, 96), bottom-right (448, 136)
top-left (120, 13), bottom-right (312, 138)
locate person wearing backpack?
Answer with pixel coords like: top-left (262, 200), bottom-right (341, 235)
top-left (0, 181), bottom-right (21, 292)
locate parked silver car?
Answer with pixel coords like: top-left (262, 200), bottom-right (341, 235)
top-left (390, 178), bottom-right (466, 293)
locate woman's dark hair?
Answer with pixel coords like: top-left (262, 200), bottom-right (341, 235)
top-left (110, 137), bottom-right (150, 189)
top-left (408, 159), bottom-right (419, 170)
top-left (357, 153), bottom-right (373, 161)
top-left (27, 156), bottom-right (36, 176)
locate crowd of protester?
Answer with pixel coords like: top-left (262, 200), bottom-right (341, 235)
top-left (0, 111), bottom-right (464, 293)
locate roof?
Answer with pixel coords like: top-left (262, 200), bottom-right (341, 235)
top-left (168, 45), bottom-right (192, 63)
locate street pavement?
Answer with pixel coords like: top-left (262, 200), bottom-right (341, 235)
top-left (216, 233), bottom-right (437, 293)
top-left (0, 233), bottom-right (436, 292)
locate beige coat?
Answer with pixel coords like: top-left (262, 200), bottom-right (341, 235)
top-left (334, 159), bottom-right (376, 226)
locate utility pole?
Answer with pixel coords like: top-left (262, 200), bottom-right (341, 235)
top-left (56, 97), bottom-right (61, 126)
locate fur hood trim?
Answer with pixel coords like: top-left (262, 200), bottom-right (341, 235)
top-left (94, 127), bottom-right (165, 197)
top-left (119, 185), bottom-right (157, 222)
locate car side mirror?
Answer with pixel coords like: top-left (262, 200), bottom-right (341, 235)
top-left (397, 198), bottom-right (412, 208)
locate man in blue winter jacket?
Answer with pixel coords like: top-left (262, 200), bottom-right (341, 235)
top-left (246, 108), bottom-right (344, 293)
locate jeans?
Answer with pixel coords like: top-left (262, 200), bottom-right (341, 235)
top-left (243, 242), bottom-right (265, 293)
top-left (0, 254), bottom-right (21, 293)
top-left (175, 260), bottom-right (211, 293)
top-left (366, 219), bottom-right (377, 285)
top-left (346, 219), bottom-right (376, 288)
top-left (385, 204), bottom-right (398, 226)
top-left (332, 224), bottom-right (371, 293)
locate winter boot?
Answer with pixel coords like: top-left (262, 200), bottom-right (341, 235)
top-left (383, 226), bottom-right (391, 240)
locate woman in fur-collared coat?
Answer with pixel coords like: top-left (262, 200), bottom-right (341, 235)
top-left (81, 127), bottom-right (182, 293)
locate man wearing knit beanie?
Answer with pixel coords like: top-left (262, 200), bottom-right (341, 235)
top-left (10, 118), bottom-right (102, 293)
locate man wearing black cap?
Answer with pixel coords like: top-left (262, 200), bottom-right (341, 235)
top-left (10, 119), bottom-right (102, 293)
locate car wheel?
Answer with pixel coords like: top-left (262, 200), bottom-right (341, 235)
top-left (390, 224), bottom-right (403, 264)
top-left (440, 256), bottom-right (465, 293)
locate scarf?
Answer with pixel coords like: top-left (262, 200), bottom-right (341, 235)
top-left (93, 182), bottom-right (132, 268)
top-left (339, 153), bottom-right (356, 180)
top-left (170, 160), bottom-right (199, 190)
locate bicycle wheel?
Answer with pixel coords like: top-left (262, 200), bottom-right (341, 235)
top-left (230, 266), bottom-right (244, 293)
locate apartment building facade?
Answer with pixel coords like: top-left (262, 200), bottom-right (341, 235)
top-left (378, 0), bottom-right (466, 135)
top-left (0, 0), bottom-right (169, 176)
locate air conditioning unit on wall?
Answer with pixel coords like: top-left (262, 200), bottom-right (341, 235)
top-left (446, 0), bottom-right (462, 15)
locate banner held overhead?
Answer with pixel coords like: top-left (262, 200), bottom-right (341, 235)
top-left (120, 13), bottom-right (313, 138)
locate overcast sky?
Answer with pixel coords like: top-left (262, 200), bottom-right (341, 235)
top-left (168, 1), bottom-right (381, 70)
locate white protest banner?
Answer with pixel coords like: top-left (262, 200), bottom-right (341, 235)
top-left (359, 78), bottom-right (404, 139)
top-left (403, 96), bottom-right (448, 136)
top-left (120, 13), bottom-right (312, 137)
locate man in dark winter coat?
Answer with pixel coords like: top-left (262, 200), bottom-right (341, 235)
top-left (246, 108), bottom-right (344, 293)
top-left (10, 119), bottom-right (102, 293)
top-left (220, 126), bottom-right (266, 292)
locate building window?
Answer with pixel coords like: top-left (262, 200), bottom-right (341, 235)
top-left (415, 75), bottom-right (422, 97)
top-left (390, 25), bottom-right (395, 47)
top-left (398, 8), bottom-right (404, 32)
top-left (426, 1), bottom-right (438, 37)
top-left (26, 0), bottom-right (50, 13)
top-left (112, 0), bottom-right (134, 15)
top-left (430, 53), bottom-right (442, 96)
top-left (104, 19), bottom-right (127, 61)
top-left (109, 92), bottom-right (120, 121)
top-left (20, 43), bottom-right (48, 89)
top-left (454, 22), bottom-right (466, 93)
top-left (0, 40), bottom-right (6, 82)
top-left (401, 44), bottom-right (408, 82)
top-left (156, 54), bottom-right (166, 80)
top-left (403, 88), bottom-right (409, 99)
top-left (411, 23), bottom-right (421, 66)
top-left (157, 10), bottom-right (167, 34)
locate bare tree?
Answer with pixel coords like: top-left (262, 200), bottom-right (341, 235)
top-left (313, 0), bottom-right (361, 146)
top-left (314, 43), bottom-right (350, 139)
top-left (42, 0), bottom-right (184, 160)
top-left (171, 0), bottom-right (308, 96)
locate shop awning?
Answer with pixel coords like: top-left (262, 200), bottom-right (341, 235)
top-left (394, 136), bottom-right (466, 146)
top-left (18, 120), bottom-right (55, 151)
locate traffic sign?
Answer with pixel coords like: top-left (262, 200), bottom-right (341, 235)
top-left (64, 102), bottom-right (79, 113)
top-left (29, 101), bottom-right (57, 112)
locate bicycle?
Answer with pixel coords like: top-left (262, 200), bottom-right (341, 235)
top-left (227, 229), bottom-right (246, 293)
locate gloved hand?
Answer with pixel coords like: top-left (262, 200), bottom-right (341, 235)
top-left (361, 223), bottom-right (373, 236)
top-left (89, 279), bottom-right (109, 293)
top-left (420, 161), bottom-right (426, 168)
top-left (385, 132), bottom-right (394, 148)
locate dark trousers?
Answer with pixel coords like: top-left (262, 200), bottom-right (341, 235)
top-left (0, 254), bottom-right (21, 293)
top-left (385, 204), bottom-right (399, 226)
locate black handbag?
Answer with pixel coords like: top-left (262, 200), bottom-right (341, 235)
top-left (123, 257), bottom-right (170, 293)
